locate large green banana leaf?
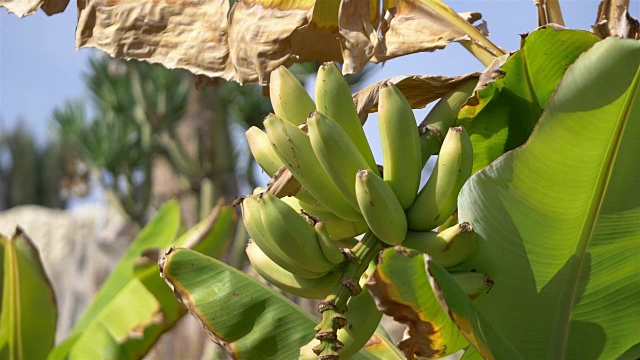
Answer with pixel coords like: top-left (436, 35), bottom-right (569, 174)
top-left (448, 37), bottom-right (640, 359)
top-left (161, 248), bottom-right (403, 359)
top-left (0, 229), bottom-right (57, 360)
top-left (366, 247), bottom-right (468, 358)
top-left (49, 201), bottom-right (236, 359)
top-left (456, 26), bottom-right (600, 173)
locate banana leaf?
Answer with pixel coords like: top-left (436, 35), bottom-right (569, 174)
top-left (0, 229), bottom-right (57, 360)
top-left (49, 201), bottom-right (236, 359)
top-left (456, 26), bottom-right (600, 173)
top-left (447, 37), bottom-right (640, 359)
top-left (366, 247), bottom-right (468, 358)
top-left (161, 248), bottom-right (403, 359)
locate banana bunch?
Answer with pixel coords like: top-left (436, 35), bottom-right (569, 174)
top-left (241, 193), bottom-right (346, 298)
top-left (239, 63), bottom-right (482, 358)
top-left (248, 62), bottom-right (475, 250)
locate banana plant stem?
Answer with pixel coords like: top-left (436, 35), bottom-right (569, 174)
top-left (313, 231), bottom-right (384, 359)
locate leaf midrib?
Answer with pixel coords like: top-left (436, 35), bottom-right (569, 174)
top-left (555, 60), bottom-right (640, 358)
top-left (9, 240), bottom-right (23, 360)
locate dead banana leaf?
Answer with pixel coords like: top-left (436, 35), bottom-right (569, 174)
top-left (75, 0), bottom-right (235, 81)
top-left (4, 0), bottom-right (502, 83)
top-left (353, 72), bottom-right (480, 123)
top-left (0, 0), bottom-right (68, 17)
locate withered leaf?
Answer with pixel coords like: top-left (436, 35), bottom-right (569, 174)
top-left (352, 72), bottom-right (480, 123)
top-left (5, 0), bottom-right (500, 84)
top-left (0, 0), bottom-right (68, 17)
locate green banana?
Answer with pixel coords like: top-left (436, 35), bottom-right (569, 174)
top-left (264, 114), bottom-right (362, 221)
top-left (315, 62), bottom-right (378, 171)
top-left (259, 192), bottom-right (337, 274)
top-left (451, 272), bottom-right (494, 301)
top-left (315, 221), bottom-right (346, 265)
top-left (336, 261), bottom-right (383, 359)
top-left (407, 126), bottom-right (473, 231)
top-left (419, 78), bottom-right (477, 166)
top-left (355, 169), bottom-right (407, 246)
top-left (308, 111), bottom-right (378, 211)
top-left (240, 194), bottom-right (327, 279)
top-left (378, 82), bottom-right (422, 209)
top-left (246, 240), bottom-right (342, 299)
top-left (269, 65), bottom-right (316, 125)
top-left (245, 126), bottom-right (282, 176)
top-left (281, 195), bottom-right (368, 240)
top-left (402, 222), bottom-right (477, 268)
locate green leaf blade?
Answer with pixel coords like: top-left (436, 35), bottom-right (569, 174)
top-left (457, 27), bottom-right (601, 173)
top-left (0, 229), bottom-right (57, 360)
top-left (456, 37), bottom-right (640, 359)
top-left (50, 201), bottom-right (235, 359)
top-left (161, 248), bottom-right (317, 359)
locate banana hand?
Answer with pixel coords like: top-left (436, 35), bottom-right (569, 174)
top-left (378, 83), bottom-right (422, 209)
top-left (407, 126), bottom-right (473, 231)
top-left (246, 240), bottom-right (342, 299)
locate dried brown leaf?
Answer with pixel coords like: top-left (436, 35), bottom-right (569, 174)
top-left (339, 0), bottom-right (378, 74)
top-left (353, 72), bottom-right (480, 123)
top-left (373, 0), bottom-right (501, 63)
top-left (76, 0), bottom-right (235, 80)
top-left (8, 0), bottom-right (500, 84)
top-left (0, 0), bottom-right (68, 17)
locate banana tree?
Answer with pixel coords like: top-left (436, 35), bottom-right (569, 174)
top-left (160, 25), bottom-right (640, 360)
top-left (3, 0), bottom-right (640, 359)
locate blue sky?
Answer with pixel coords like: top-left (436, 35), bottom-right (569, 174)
top-left (0, 1), bottom-right (633, 146)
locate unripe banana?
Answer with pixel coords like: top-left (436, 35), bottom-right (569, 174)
top-left (315, 221), bottom-right (346, 265)
top-left (451, 272), bottom-right (494, 301)
top-left (355, 169), bottom-right (407, 246)
top-left (315, 62), bottom-right (378, 171)
top-left (269, 65), bottom-right (316, 125)
top-left (259, 192), bottom-right (337, 274)
top-left (264, 114), bottom-right (362, 221)
top-left (241, 194), bottom-right (327, 279)
top-left (308, 111), bottom-right (379, 211)
top-left (419, 78), bottom-right (477, 165)
top-left (281, 195), bottom-right (368, 240)
top-left (402, 222), bottom-right (477, 268)
top-left (378, 83), bottom-right (422, 209)
top-left (246, 240), bottom-right (342, 299)
top-left (337, 261), bottom-right (383, 359)
top-left (245, 126), bottom-right (282, 176)
top-left (407, 126), bottom-right (473, 231)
